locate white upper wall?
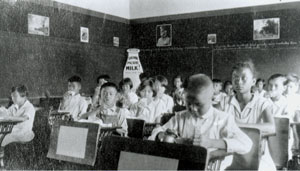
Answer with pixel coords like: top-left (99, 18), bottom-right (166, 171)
top-left (54, 0), bottom-right (300, 19)
top-left (54, 0), bottom-right (130, 19)
top-left (129, 0), bottom-right (300, 19)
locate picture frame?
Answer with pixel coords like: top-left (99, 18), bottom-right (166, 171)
top-left (80, 27), bottom-right (89, 43)
top-left (253, 18), bottom-right (280, 40)
top-left (156, 24), bottom-right (172, 47)
top-left (207, 34), bottom-right (217, 44)
top-left (28, 14), bottom-right (50, 36)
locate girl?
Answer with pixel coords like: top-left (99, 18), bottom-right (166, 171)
top-left (130, 79), bottom-right (167, 123)
top-left (171, 75), bottom-right (186, 112)
top-left (220, 60), bottom-right (275, 171)
top-left (223, 81), bottom-right (234, 96)
top-left (118, 78), bottom-right (139, 109)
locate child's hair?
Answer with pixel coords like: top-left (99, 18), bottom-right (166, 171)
top-left (11, 85), bottom-right (28, 97)
top-left (68, 75), bottom-right (82, 83)
top-left (97, 74), bottom-right (110, 84)
top-left (286, 73), bottom-right (299, 85)
top-left (268, 74), bottom-right (287, 84)
top-left (119, 78), bottom-right (133, 90)
top-left (256, 78), bottom-right (265, 84)
top-left (136, 79), bottom-right (157, 97)
top-left (100, 82), bottom-right (118, 92)
top-left (154, 75), bottom-right (168, 87)
top-left (212, 79), bottom-right (222, 84)
top-left (223, 81), bottom-right (232, 89)
top-left (232, 60), bottom-right (257, 78)
top-left (186, 74), bottom-right (213, 92)
top-left (139, 72), bottom-right (150, 81)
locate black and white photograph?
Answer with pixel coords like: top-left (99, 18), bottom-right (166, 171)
top-left (1, 0), bottom-right (300, 170)
top-left (156, 24), bottom-right (172, 47)
top-left (254, 18), bottom-right (280, 40)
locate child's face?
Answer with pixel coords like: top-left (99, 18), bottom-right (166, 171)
top-left (101, 87), bottom-right (118, 106)
top-left (174, 78), bottom-right (182, 89)
top-left (68, 82), bottom-right (81, 93)
top-left (122, 84), bottom-right (131, 93)
top-left (186, 86), bottom-right (213, 116)
top-left (154, 81), bottom-right (165, 94)
top-left (11, 91), bottom-right (25, 105)
top-left (268, 78), bottom-right (286, 99)
top-left (140, 85), bottom-right (153, 99)
top-left (232, 68), bottom-right (256, 94)
top-left (256, 81), bottom-right (264, 91)
top-left (286, 82), bottom-right (299, 95)
top-left (213, 83), bottom-right (222, 94)
top-left (225, 84), bottom-right (233, 95)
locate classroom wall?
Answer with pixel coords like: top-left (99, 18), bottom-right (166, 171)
top-left (130, 2), bottom-right (300, 85)
top-left (0, 0), bottom-right (130, 99)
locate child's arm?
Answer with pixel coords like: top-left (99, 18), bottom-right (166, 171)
top-left (79, 107), bottom-right (100, 120)
top-left (5, 115), bottom-right (28, 122)
top-left (193, 138), bottom-right (226, 149)
top-left (91, 86), bottom-right (101, 107)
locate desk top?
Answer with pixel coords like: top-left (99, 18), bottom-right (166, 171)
top-left (0, 117), bottom-right (23, 124)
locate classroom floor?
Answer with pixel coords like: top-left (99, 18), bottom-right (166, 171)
top-left (3, 109), bottom-right (102, 170)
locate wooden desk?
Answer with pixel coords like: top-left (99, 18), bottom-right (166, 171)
top-left (0, 118), bottom-right (22, 167)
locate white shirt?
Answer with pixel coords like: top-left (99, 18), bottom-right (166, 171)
top-left (220, 94), bottom-right (271, 124)
top-left (149, 107), bottom-right (252, 154)
top-left (268, 96), bottom-right (290, 118)
top-left (59, 93), bottom-right (88, 121)
top-left (7, 100), bottom-right (35, 135)
top-left (212, 92), bottom-right (227, 105)
top-left (130, 98), bottom-right (167, 123)
top-left (160, 94), bottom-right (174, 113)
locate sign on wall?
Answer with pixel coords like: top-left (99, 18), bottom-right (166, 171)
top-left (80, 27), bottom-right (89, 43)
top-left (207, 34), bottom-right (217, 44)
top-left (28, 14), bottom-right (50, 36)
top-left (254, 18), bottom-right (280, 40)
top-left (123, 49), bottom-right (143, 91)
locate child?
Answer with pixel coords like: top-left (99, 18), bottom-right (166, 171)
top-left (256, 78), bottom-right (267, 98)
top-left (212, 79), bottom-right (227, 107)
top-left (171, 75), bottom-right (185, 111)
top-left (58, 76), bottom-right (88, 121)
top-left (153, 75), bottom-right (174, 113)
top-left (285, 73), bottom-right (300, 121)
top-left (0, 85), bottom-right (35, 147)
top-left (130, 79), bottom-right (167, 123)
top-left (149, 74), bottom-right (252, 169)
top-left (223, 81), bottom-right (234, 96)
top-left (92, 74), bottom-right (110, 108)
top-left (118, 78), bottom-right (139, 108)
top-left (79, 82), bottom-right (129, 134)
top-left (220, 60), bottom-right (275, 171)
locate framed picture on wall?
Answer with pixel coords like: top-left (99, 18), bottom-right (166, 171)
top-left (156, 24), bottom-right (172, 47)
top-left (207, 34), bottom-right (217, 44)
top-left (80, 27), bottom-right (89, 43)
top-left (113, 36), bottom-right (119, 47)
top-left (28, 14), bottom-right (50, 36)
top-left (253, 18), bottom-right (280, 40)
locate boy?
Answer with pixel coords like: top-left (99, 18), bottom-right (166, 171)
top-left (59, 76), bottom-right (88, 121)
top-left (212, 79), bottom-right (227, 108)
top-left (149, 74), bottom-right (252, 168)
top-left (92, 74), bottom-right (110, 108)
top-left (256, 78), bottom-right (267, 98)
top-left (153, 75), bottom-right (174, 113)
top-left (285, 73), bottom-right (300, 121)
top-left (79, 82), bottom-right (129, 134)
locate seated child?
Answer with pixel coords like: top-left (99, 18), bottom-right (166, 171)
top-left (223, 81), bottom-right (234, 96)
top-left (212, 79), bottom-right (227, 108)
top-left (0, 85), bottom-right (35, 153)
top-left (118, 78), bottom-right (139, 108)
top-left (149, 74), bottom-right (252, 168)
top-left (130, 79), bottom-right (167, 123)
top-left (256, 78), bottom-right (267, 98)
top-left (58, 76), bottom-right (88, 121)
top-left (285, 73), bottom-right (300, 121)
top-left (92, 74), bottom-right (110, 108)
top-left (153, 75), bottom-right (174, 113)
top-left (171, 75), bottom-right (186, 111)
top-left (79, 82), bottom-right (129, 134)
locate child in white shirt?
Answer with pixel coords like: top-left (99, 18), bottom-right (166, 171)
top-left (153, 75), bottom-right (174, 113)
top-left (130, 79), bottom-right (166, 123)
top-left (150, 74), bottom-right (252, 169)
top-left (118, 78), bottom-right (138, 109)
top-left (59, 76), bottom-right (88, 121)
